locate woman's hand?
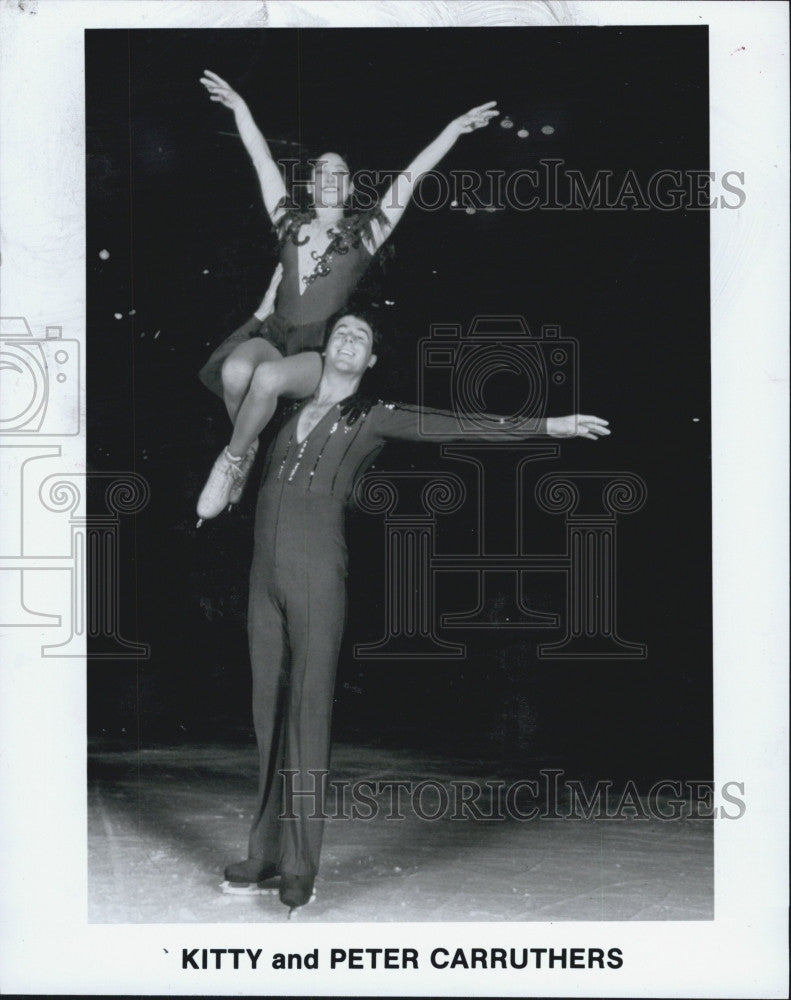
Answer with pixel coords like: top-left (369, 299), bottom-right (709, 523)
top-left (373, 100), bottom-right (499, 247)
top-left (200, 70), bottom-right (283, 218)
top-left (200, 70), bottom-right (245, 111)
top-left (547, 415), bottom-right (611, 440)
top-left (447, 101), bottom-right (500, 136)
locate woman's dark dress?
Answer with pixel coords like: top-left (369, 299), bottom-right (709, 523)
top-left (198, 215), bottom-right (374, 398)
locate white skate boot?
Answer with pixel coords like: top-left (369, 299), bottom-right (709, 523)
top-left (196, 447), bottom-right (245, 526)
top-left (228, 440), bottom-right (259, 508)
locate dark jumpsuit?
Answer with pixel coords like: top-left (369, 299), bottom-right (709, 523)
top-left (198, 212), bottom-right (375, 399)
top-left (246, 396), bottom-right (550, 877)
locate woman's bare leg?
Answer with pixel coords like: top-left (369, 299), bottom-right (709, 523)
top-left (229, 351), bottom-right (323, 457)
top-left (221, 338), bottom-right (284, 425)
top-left (197, 346), bottom-right (322, 526)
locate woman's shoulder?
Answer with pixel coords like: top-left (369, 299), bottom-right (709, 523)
top-left (338, 206), bottom-right (392, 254)
top-left (275, 200), bottom-right (313, 246)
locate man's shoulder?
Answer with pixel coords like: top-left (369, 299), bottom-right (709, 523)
top-left (338, 396), bottom-right (415, 423)
top-left (338, 394), bottom-right (379, 427)
top-left (277, 399), bottom-right (303, 424)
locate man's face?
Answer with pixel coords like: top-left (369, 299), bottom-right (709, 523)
top-left (325, 315), bottom-right (377, 376)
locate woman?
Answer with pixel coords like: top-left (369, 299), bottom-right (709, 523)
top-left (196, 69), bottom-right (499, 523)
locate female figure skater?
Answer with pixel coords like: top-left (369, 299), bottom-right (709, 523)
top-left (195, 69), bottom-right (499, 523)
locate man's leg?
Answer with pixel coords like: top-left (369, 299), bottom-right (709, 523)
top-left (223, 573), bottom-right (289, 887)
top-left (247, 581), bottom-right (290, 863)
top-left (280, 563), bottom-right (348, 885)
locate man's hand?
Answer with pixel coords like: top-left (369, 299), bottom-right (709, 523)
top-left (253, 264), bottom-right (283, 322)
top-left (200, 70), bottom-right (245, 111)
top-left (547, 415), bottom-right (611, 440)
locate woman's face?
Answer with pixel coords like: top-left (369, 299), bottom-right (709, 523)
top-left (310, 152), bottom-right (352, 209)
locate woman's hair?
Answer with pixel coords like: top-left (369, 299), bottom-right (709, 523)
top-left (272, 149), bottom-right (392, 252)
top-left (274, 201), bottom-right (391, 255)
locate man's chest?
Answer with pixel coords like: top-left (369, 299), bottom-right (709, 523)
top-left (295, 402), bottom-right (337, 444)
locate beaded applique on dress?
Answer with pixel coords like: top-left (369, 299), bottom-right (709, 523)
top-left (274, 201), bottom-right (390, 286)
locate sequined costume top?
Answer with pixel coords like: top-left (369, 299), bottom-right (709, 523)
top-left (259, 397), bottom-right (550, 511)
top-left (273, 211), bottom-right (376, 328)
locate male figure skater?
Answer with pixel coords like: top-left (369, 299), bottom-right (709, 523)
top-left (221, 310), bottom-right (610, 913)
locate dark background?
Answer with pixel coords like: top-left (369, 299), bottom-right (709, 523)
top-left (86, 27), bottom-right (711, 782)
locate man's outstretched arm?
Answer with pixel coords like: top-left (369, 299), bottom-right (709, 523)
top-left (368, 401), bottom-right (610, 443)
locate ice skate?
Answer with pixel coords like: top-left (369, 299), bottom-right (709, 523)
top-left (220, 858), bottom-right (280, 895)
top-left (196, 447), bottom-right (245, 526)
top-left (280, 873), bottom-right (316, 916)
top-left (228, 440), bottom-right (259, 507)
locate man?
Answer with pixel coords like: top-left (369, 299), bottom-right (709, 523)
top-left (220, 311), bottom-right (610, 913)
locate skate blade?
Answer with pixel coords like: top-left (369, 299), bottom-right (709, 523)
top-left (287, 890), bottom-right (317, 918)
top-left (220, 878), bottom-right (280, 896)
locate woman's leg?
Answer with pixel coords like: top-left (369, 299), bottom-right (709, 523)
top-left (229, 351), bottom-right (323, 458)
top-left (197, 349), bottom-right (322, 525)
top-left (220, 338), bottom-right (284, 425)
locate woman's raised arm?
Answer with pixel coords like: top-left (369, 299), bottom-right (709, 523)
top-left (371, 101), bottom-right (500, 249)
top-left (200, 70), bottom-right (287, 223)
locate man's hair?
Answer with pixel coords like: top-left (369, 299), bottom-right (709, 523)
top-left (325, 300), bottom-right (388, 354)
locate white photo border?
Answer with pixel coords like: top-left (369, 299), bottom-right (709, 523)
top-left (0, 1), bottom-right (787, 996)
